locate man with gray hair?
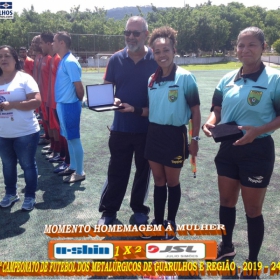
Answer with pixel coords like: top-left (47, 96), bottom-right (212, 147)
top-left (98, 16), bottom-right (158, 226)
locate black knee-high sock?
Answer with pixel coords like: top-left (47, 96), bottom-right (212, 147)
top-left (219, 206), bottom-right (236, 247)
top-left (154, 185), bottom-right (167, 224)
top-left (167, 184), bottom-right (181, 222)
top-left (247, 214), bottom-right (264, 261)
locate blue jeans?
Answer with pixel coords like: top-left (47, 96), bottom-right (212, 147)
top-left (0, 132), bottom-right (39, 198)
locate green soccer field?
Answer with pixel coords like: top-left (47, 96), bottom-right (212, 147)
top-left (0, 69), bottom-right (280, 279)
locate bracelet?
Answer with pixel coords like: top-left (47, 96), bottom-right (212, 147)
top-left (192, 136), bottom-right (200, 141)
top-left (133, 107), bottom-right (143, 116)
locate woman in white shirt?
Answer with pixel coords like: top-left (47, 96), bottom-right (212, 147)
top-left (0, 45), bottom-right (41, 211)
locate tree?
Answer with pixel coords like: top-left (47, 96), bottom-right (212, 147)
top-left (264, 10), bottom-right (280, 46)
top-left (2, 2), bottom-right (280, 54)
top-left (188, 5), bottom-right (230, 55)
top-left (273, 39), bottom-right (280, 54)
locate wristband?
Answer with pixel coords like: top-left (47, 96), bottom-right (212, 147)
top-left (133, 107), bottom-right (143, 116)
top-left (192, 136), bottom-right (200, 141)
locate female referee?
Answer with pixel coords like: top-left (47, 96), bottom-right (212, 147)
top-left (145, 26), bottom-right (201, 240)
top-left (202, 27), bottom-right (280, 278)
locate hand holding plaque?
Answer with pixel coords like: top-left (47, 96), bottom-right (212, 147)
top-left (209, 121), bottom-right (243, 142)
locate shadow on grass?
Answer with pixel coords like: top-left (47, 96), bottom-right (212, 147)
top-left (0, 206), bottom-right (30, 240)
top-left (33, 148), bottom-right (86, 210)
top-left (35, 182), bottom-right (86, 210)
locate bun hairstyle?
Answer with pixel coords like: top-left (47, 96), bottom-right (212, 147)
top-left (149, 26), bottom-right (177, 50)
top-left (237, 26), bottom-right (265, 49)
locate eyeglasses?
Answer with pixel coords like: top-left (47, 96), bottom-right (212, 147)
top-left (123, 30), bottom-right (144, 37)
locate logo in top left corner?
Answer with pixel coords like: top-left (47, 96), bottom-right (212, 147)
top-left (0, 2), bottom-right (13, 19)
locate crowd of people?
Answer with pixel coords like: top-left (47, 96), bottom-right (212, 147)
top-left (0, 15), bottom-right (280, 279)
top-left (98, 17), bottom-right (280, 278)
top-left (0, 31), bottom-right (85, 211)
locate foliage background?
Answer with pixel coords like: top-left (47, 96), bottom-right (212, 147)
top-left (2, 2), bottom-right (280, 55)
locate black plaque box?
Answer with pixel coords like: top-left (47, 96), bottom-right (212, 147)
top-left (209, 122), bottom-right (243, 143)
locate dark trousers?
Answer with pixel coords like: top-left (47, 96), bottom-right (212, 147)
top-left (99, 131), bottom-right (150, 216)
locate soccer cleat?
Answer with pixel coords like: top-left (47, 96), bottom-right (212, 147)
top-left (53, 162), bottom-right (69, 173)
top-left (140, 219), bottom-right (164, 240)
top-left (0, 194), bottom-right (20, 207)
top-left (215, 242), bottom-right (236, 261)
top-left (48, 155), bottom-right (65, 163)
top-left (45, 152), bottom-right (58, 160)
top-left (161, 220), bottom-right (177, 240)
top-left (58, 167), bottom-right (75, 176)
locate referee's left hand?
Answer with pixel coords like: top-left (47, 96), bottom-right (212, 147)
top-left (189, 140), bottom-right (199, 157)
top-left (233, 126), bottom-right (259, 146)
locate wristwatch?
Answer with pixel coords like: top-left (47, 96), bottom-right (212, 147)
top-left (192, 136), bottom-right (200, 141)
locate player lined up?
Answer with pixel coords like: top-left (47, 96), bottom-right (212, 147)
top-left (32, 32), bottom-right (85, 183)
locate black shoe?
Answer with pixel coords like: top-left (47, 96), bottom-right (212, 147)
top-left (97, 214), bottom-right (116, 226)
top-left (57, 167), bottom-right (75, 176)
top-left (220, 259), bottom-right (239, 279)
top-left (215, 242), bottom-right (236, 261)
top-left (45, 152), bottom-right (57, 160)
top-left (141, 219), bottom-right (164, 240)
top-left (145, 206), bottom-right (150, 215)
top-left (240, 272), bottom-right (260, 279)
top-left (53, 162), bottom-right (69, 173)
top-left (49, 155), bottom-right (65, 163)
top-left (161, 220), bottom-right (177, 240)
top-left (133, 212), bottom-right (149, 225)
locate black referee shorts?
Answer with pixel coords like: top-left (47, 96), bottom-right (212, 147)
top-left (214, 136), bottom-right (275, 188)
top-left (145, 122), bottom-right (189, 168)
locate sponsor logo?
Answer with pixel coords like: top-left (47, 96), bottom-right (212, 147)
top-left (54, 243), bottom-right (113, 259)
top-left (247, 90), bottom-right (263, 106)
top-left (174, 156), bottom-right (182, 160)
top-left (168, 89), bottom-right (178, 102)
top-left (248, 176), bottom-right (263, 184)
top-left (171, 155), bottom-right (183, 164)
top-left (0, 2), bottom-right (11, 8)
top-left (0, 2), bottom-right (13, 19)
top-left (146, 243), bottom-right (205, 259)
